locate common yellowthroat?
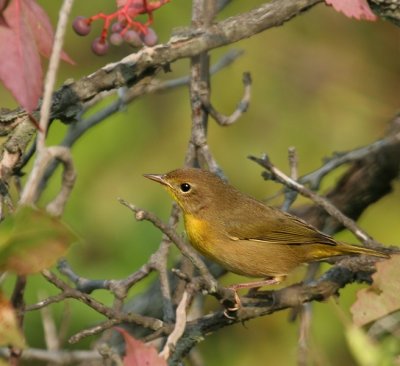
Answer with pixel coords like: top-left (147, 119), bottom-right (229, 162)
top-left (144, 168), bottom-right (388, 290)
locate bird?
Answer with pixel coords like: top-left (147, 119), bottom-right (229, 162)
top-left (144, 168), bottom-right (388, 293)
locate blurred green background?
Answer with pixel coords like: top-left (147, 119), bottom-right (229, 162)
top-left (1, 0), bottom-right (400, 365)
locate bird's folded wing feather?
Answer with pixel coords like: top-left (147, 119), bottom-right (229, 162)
top-left (224, 202), bottom-right (336, 246)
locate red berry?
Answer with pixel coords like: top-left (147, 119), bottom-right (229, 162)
top-left (91, 37), bottom-right (109, 55)
top-left (141, 28), bottom-right (158, 47)
top-left (72, 16), bottom-right (91, 36)
top-left (123, 30), bottom-right (142, 47)
top-left (110, 32), bottom-right (123, 46)
top-left (111, 22), bottom-right (123, 33)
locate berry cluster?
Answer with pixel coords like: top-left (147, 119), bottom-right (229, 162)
top-left (72, 0), bottom-right (170, 56)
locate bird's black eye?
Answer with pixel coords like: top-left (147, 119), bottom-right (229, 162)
top-left (180, 183), bottom-right (191, 192)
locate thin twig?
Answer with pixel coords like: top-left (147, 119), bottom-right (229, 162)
top-left (297, 302), bottom-right (312, 366)
top-left (36, 49), bottom-right (244, 195)
top-left (300, 130), bottom-right (400, 190)
top-left (25, 292), bottom-right (70, 312)
top-left (37, 0), bottom-right (75, 148)
top-left (69, 319), bottom-right (119, 344)
top-left (160, 290), bottom-right (190, 360)
top-left (249, 154), bottom-right (374, 245)
top-left (154, 205), bottom-right (180, 323)
top-left (202, 72), bottom-right (252, 126)
top-left (45, 146), bottom-right (76, 216)
top-left (186, 0), bottom-right (224, 177)
top-left (19, 146), bottom-right (76, 214)
top-left (288, 146), bottom-right (298, 181)
top-left (39, 291), bottom-right (60, 351)
top-left (0, 348), bottom-right (102, 363)
top-left (118, 199), bottom-right (218, 292)
top-left (18, 0), bottom-right (76, 210)
top-left (0, 0), bottom-right (325, 126)
top-left (217, 0), bottom-right (232, 11)
top-left (9, 275), bottom-right (26, 365)
top-left (281, 146), bottom-right (299, 211)
top-left (41, 270), bottom-right (165, 332)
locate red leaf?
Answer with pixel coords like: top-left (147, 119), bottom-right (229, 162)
top-left (116, 0), bottom-right (126, 8)
top-left (0, 15), bottom-right (8, 27)
top-left (0, 0), bottom-right (74, 112)
top-left (0, 0), bottom-right (42, 112)
top-left (325, 0), bottom-right (377, 21)
top-left (22, 0), bottom-right (74, 64)
top-left (0, 0), bottom-right (11, 26)
top-left (114, 327), bottom-right (167, 366)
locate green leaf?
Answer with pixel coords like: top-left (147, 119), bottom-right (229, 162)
top-left (0, 206), bottom-right (78, 275)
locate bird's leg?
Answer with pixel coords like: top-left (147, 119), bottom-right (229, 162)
top-left (223, 276), bottom-right (285, 318)
top-left (230, 276), bottom-right (284, 291)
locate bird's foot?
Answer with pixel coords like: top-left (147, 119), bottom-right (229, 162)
top-left (221, 277), bottom-right (285, 318)
top-left (222, 289), bottom-right (241, 319)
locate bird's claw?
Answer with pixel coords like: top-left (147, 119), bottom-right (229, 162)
top-left (222, 290), bottom-right (241, 319)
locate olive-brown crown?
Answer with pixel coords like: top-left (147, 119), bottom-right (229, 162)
top-left (145, 168), bottom-right (241, 216)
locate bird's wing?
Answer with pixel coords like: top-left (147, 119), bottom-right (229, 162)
top-left (224, 202), bottom-right (337, 246)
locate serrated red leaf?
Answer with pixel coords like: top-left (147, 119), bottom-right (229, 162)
top-left (325, 0), bottom-right (377, 21)
top-left (114, 327), bottom-right (167, 366)
top-left (0, 0), bottom-right (74, 112)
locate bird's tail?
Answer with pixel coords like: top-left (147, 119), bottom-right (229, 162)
top-left (337, 242), bottom-right (390, 258)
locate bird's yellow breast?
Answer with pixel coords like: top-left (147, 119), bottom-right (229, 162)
top-left (183, 213), bottom-right (215, 257)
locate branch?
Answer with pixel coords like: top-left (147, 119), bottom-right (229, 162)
top-left (169, 255), bottom-right (383, 363)
top-left (0, 0), bottom-right (321, 214)
top-left (0, 348), bottom-right (102, 364)
top-left (249, 154), bottom-right (375, 245)
top-left (29, 49), bottom-right (243, 196)
top-left (368, 0), bottom-right (400, 26)
top-left (38, 270), bottom-right (165, 333)
top-left (300, 127), bottom-right (400, 190)
top-left (293, 114), bottom-right (400, 235)
top-left (0, 0), bottom-right (322, 125)
top-left (112, 114), bottom-right (400, 362)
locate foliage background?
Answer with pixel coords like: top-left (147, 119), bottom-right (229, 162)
top-left (0, 1), bottom-right (399, 365)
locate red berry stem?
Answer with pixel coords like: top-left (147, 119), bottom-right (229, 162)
top-left (72, 0), bottom-right (170, 55)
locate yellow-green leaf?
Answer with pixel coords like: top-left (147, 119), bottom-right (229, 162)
top-left (0, 206), bottom-right (78, 275)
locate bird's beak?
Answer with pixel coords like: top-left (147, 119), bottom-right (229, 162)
top-left (143, 173), bottom-right (168, 186)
